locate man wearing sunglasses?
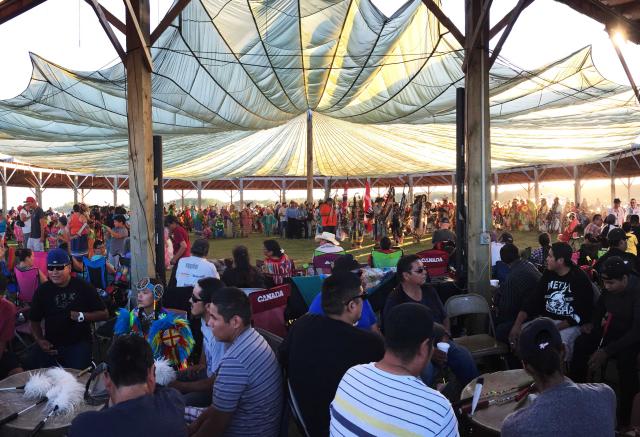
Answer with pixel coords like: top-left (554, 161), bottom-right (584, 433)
top-left (384, 254), bottom-right (478, 389)
top-left (280, 271), bottom-right (385, 436)
top-left (29, 248), bottom-right (108, 369)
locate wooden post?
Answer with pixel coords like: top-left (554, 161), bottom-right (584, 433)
top-left (197, 181), bottom-right (202, 209)
top-left (113, 176), bottom-right (119, 206)
top-left (0, 172), bottom-right (6, 215)
top-left (306, 110), bottom-right (314, 204)
top-left (573, 166), bottom-right (581, 205)
top-left (534, 167), bottom-right (540, 201)
top-left (181, 189), bottom-right (185, 210)
top-left (465, 0), bottom-right (492, 298)
top-left (81, 188), bottom-right (85, 203)
top-left (324, 178), bottom-right (330, 200)
top-left (281, 178), bottom-right (286, 203)
top-left (427, 185), bottom-right (431, 201)
top-left (493, 172), bottom-right (498, 202)
top-left (73, 175), bottom-right (79, 205)
top-left (451, 174), bottom-right (455, 200)
top-left (527, 182), bottom-right (532, 200)
top-left (610, 160), bottom-right (616, 206)
top-left (126, 0), bottom-right (155, 284)
top-left (239, 179), bottom-right (244, 207)
top-left (408, 175), bottom-right (414, 201)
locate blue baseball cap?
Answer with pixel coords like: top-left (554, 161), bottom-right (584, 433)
top-left (47, 248), bottom-right (70, 266)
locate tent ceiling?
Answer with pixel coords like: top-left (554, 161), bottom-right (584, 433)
top-left (0, 0), bottom-right (638, 180)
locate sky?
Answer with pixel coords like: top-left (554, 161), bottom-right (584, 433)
top-left (0, 0), bottom-right (639, 208)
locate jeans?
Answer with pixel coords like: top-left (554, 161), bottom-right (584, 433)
top-left (31, 341), bottom-right (92, 370)
top-left (421, 340), bottom-right (479, 388)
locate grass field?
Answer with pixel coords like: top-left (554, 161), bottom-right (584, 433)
top-left (201, 230), bottom-right (541, 266)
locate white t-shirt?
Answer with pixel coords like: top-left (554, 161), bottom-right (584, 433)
top-left (175, 256), bottom-right (219, 287)
top-left (20, 210), bottom-right (31, 234)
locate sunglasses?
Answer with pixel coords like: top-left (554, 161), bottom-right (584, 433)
top-left (412, 268), bottom-right (425, 274)
top-left (190, 294), bottom-right (204, 303)
top-left (47, 264), bottom-right (68, 271)
top-left (344, 292), bottom-right (368, 305)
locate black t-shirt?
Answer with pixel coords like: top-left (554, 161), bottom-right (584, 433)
top-left (29, 207), bottom-right (45, 239)
top-left (279, 314), bottom-right (384, 437)
top-left (382, 284), bottom-right (447, 331)
top-left (69, 386), bottom-right (187, 437)
top-left (29, 277), bottom-right (105, 346)
top-left (524, 266), bottom-right (594, 326)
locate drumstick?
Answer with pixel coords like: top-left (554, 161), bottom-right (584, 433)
top-left (77, 364), bottom-right (95, 378)
top-left (0, 397), bottom-right (47, 426)
top-left (29, 405), bottom-right (58, 437)
top-left (0, 384), bottom-right (25, 391)
top-left (470, 377), bottom-right (484, 415)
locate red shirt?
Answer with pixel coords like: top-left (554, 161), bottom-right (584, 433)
top-left (171, 225), bottom-right (191, 260)
top-left (0, 297), bottom-right (16, 343)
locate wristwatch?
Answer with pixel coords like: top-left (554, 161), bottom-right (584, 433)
top-left (77, 312), bottom-right (85, 323)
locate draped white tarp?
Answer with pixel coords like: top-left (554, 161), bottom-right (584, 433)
top-left (0, 0), bottom-right (638, 179)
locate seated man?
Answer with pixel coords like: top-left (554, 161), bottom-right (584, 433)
top-left (175, 238), bottom-right (219, 287)
top-left (69, 334), bottom-right (187, 437)
top-left (308, 254), bottom-right (379, 332)
top-left (432, 217), bottom-right (456, 244)
top-left (186, 287), bottom-right (282, 437)
top-left (494, 243), bottom-right (542, 343)
top-left (313, 232), bottom-right (345, 256)
top-left (280, 271), bottom-right (385, 436)
top-left (330, 303), bottom-right (458, 436)
top-left (170, 277), bottom-right (226, 407)
top-left (368, 236), bottom-right (403, 268)
top-left (30, 248), bottom-right (108, 369)
top-left (502, 318), bottom-right (615, 437)
top-left (0, 275), bottom-right (23, 379)
top-left (572, 257), bottom-right (640, 425)
top-left (509, 242), bottom-right (594, 363)
top-left (594, 228), bottom-right (640, 276)
top-left (384, 254), bottom-right (478, 388)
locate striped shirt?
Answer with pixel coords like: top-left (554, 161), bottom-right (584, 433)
top-left (330, 363), bottom-right (459, 437)
top-left (213, 327), bottom-right (282, 437)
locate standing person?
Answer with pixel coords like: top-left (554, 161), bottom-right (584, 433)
top-left (69, 335), bottom-right (188, 437)
top-left (25, 197), bottom-right (46, 252)
top-left (166, 215), bottom-right (191, 288)
top-left (20, 205), bottom-right (31, 246)
top-left (629, 199), bottom-right (640, 218)
top-left (609, 198), bottom-right (626, 227)
top-left (69, 204), bottom-right (89, 259)
top-left (103, 214), bottom-right (129, 267)
top-left (286, 201), bottom-right (298, 239)
top-left (260, 208), bottom-right (277, 237)
top-left (501, 318), bottom-right (616, 437)
top-left (571, 257), bottom-right (640, 425)
top-left (29, 248), bottom-right (108, 369)
top-left (319, 198), bottom-right (338, 234)
top-left (330, 303), bottom-right (459, 437)
top-left (261, 239), bottom-right (293, 286)
top-left (509, 242), bottom-right (594, 362)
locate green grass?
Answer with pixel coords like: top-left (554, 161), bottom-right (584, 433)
top-left (199, 230), bottom-right (542, 266)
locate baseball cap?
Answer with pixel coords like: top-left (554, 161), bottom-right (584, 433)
top-left (24, 196), bottom-right (36, 204)
top-left (607, 227), bottom-right (628, 242)
top-left (332, 254), bottom-right (361, 273)
top-left (601, 256), bottom-right (632, 280)
top-left (47, 248), bottom-right (70, 266)
top-left (517, 317), bottom-right (562, 362)
top-left (500, 232), bottom-right (514, 244)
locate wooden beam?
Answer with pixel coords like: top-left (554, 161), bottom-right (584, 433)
top-left (490, 0), bottom-right (534, 39)
top-left (83, 1), bottom-right (126, 33)
top-left (306, 110), bottom-right (314, 204)
top-left (86, 0), bottom-right (126, 63)
top-left (462, 0), bottom-right (493, 71)
top-left (123, 0), bottom-right (153, 71)
top-left (608, 30), bottom-right (640, 105)
top-left (489, 0), bottom-right (532, 68)
top-left (150, 0), bottom-right (190, 44)
top-left (0, 0), bottom-right (47, 26)
top-left (421, 0), bottom-right (465, 46)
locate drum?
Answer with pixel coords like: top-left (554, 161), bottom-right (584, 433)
top-left (0, 368), bottom-right (103, 437)
top-left (460, 369), bottom-right (534, 435)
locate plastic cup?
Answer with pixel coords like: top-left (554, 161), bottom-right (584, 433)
top-left (490, 279), bottom-right (499, 287)
top-left (436, 342), bottom-right (450, 354)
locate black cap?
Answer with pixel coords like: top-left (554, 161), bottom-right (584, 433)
top-left (500, 232), bottom-right (514, 244)
top-left (332, 254), bottom-right (361, 273)
top-left (517, 317), bottom-right (562, 362)
top-left (601, 256), bottom-right (632, 280)
top-left (607, 227), bottom-right (628, 242)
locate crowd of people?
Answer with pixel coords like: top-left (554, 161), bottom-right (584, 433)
top-left (2, 192), bottom-right (640, 436)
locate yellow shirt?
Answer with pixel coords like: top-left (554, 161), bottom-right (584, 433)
top-left (626, 232), bottom-right (638, 256)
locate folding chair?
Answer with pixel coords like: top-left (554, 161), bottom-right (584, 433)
top-left (416, 248), bottom-right (450, 278)
top-left (311, 253), bottom-right (342, 274)
top-left (32, 251), bottom-right (48, 277)
top-left (249, 284), bottom-right (291, 338)
top-left (445, 293), bottom-right (509, 362)
top-left (83, 257), bottom-right (108, 290)
top-left (14, 268), bottom-right (39, 305)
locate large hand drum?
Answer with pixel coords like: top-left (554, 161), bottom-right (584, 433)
top-left (460, 369), bottom-right (534, 435)
top-left (0, 368), bottom-right (102, 437)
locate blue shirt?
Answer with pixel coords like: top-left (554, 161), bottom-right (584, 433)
top-left (201, 320), bottom-right (225, 377)
top-left (309, 293), bottom-right (377, 329)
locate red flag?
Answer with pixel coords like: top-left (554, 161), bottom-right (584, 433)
top-left (364, 181), bottom-right (372, 232)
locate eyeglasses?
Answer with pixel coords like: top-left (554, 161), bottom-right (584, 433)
top-left (350, 268), bottom-right (364, 277)
top-left (344, 292), bottom-right (368, 305)
top-left (412, 268), bottom-right (425, 274)
top-left (47, 264), bottom-right (68, 271)
top-left (190, 294), bottom-right (204, 303)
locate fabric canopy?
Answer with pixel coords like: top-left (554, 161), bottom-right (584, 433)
top-left (0, 0), bottom-right (638, 179)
